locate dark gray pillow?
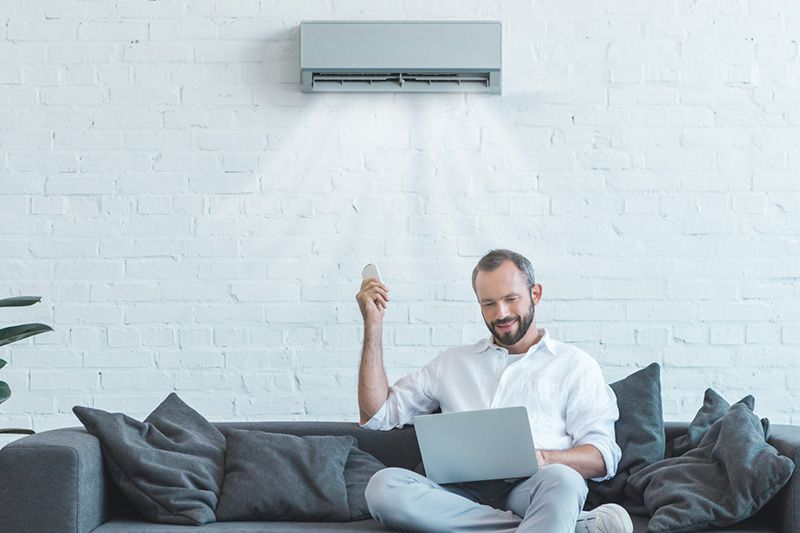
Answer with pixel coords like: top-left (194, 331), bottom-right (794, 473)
top-left (215, 429), bottom-right (353, 521)
top-left (666, 388), bottom-right (755, 458)
top-left (586, 362), bottom-right (664, 514)
top-left (628, 399), bottom-right (794, 532)
top-left (345, 444), bottom-right (387, 520)
top-left (73, 393), bottom-right (225, 525)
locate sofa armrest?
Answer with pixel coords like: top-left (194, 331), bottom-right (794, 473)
top-left (759, 424), bottom-right (800, 533)
top-left (0, 427), bottom-right (110, 533)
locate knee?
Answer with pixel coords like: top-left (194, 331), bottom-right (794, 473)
top-left (538, 464), bottom-right (588, 498)
top-left (365, 467), bottom-right (405, 503)
top-left (365, 467), bottom-right (415, 517)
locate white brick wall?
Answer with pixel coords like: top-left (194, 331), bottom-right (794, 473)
top-left (1, 0), bottom-right (799, 431)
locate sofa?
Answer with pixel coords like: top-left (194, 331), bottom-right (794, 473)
top-left (0, 420), bottom-right (798, 533)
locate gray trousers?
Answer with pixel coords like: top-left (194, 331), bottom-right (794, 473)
top-left (365, 464), bottom-right (588, 533)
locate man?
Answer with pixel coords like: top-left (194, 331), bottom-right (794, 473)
top-left (355, 249), bottom-right (633, 533)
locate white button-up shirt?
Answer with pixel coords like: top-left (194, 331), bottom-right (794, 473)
top-left (359, 328), bottom-right (622, 482)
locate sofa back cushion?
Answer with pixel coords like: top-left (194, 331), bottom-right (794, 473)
top-left (345, 444), bottom-right (387, 520)
top-left (215, 429), bottom-right (353, 522)
top-left (213, 421), bottom-right (422, 471)
top-left (98, 420), bottom-right (418, 520)
top-left (585, 362), bottom-right (665, 514)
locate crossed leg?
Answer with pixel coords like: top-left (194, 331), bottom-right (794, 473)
top-left (365, 464), bottom-right (587, 533)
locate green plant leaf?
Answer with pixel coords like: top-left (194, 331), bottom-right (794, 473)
top-left (0, 323), bottom-right (53, 348)
top-left (0, 358), bottom-right (5, 369)
top-left (0, 296), bottom-right (42, 307)
top-left (0, 381), bottom-right (9, 404)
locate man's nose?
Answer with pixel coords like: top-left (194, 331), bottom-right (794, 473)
top-left (496, 302), bottom-right (511, 320)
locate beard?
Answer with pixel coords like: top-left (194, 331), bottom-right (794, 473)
top-left (485, 299), bottom-right (535, 347)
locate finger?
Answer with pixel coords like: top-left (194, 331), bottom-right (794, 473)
top-left (362, 284), bottom-right (386, 297)
top-left (372, 287), bottom-right (389, 300)
top-left (357, 292), bottom-right (378, 307)
top-left (365, 279), bottom-right (389, 292)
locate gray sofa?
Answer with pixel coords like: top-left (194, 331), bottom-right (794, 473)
top-left (0, 420), bottom-right (798, 533)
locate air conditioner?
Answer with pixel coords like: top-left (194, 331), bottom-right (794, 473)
top-left (300, 21), bottom-right (501, 94)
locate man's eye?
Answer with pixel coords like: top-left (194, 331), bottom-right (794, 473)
top-left (507, 297), bottom-right (518, 302)
top-left (483, 302), bottom-right (494, 307)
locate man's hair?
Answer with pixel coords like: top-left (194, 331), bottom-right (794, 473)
top-left (471, 249), bottom-right (536, 293)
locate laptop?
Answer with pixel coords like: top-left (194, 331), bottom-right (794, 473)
top-left (412, 406), bottom-right (538, 484)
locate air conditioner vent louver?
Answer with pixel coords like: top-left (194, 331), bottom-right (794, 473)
top-left (300, 21), bottom-right (501, 94)
top-left (310, 72), bottom-right (493, 92)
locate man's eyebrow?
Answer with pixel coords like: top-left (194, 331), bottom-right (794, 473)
top-left (480, 292), bottom-right (521, 304)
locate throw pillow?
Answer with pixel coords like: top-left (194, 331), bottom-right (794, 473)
top-left (666, 388), bottom-right (754, 458)
top-left (345, 444), bottom-right (387, 520)
top-left (585, 362), bottom-right (664, 514)
top-left (73, 393), bottom-right (225, 525)
top-left (628, 399), bottom-right (794, 532)
top-left (215, 429), bottom-right (353, 521)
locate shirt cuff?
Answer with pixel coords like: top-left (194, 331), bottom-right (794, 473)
top-left (579, 439), bottom-right (617, 482)
top-left (358, 400), bottom-right (389, 431)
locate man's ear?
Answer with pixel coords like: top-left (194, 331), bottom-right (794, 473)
top-left (531, 284), bottom-right (542, 305)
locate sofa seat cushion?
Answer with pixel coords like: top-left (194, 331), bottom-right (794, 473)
top-left (91, 516), bottom-right (777, 533)
top-left (630, 514), bottom-right (776, 533)
top-left (93, 518), bottom-right (390, 532)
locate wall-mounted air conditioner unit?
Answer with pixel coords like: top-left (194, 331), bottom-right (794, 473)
top-left (300, 21), bottom-right (501, 94)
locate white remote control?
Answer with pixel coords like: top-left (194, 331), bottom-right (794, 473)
top-left (361, 263), bottom-right (382, 282)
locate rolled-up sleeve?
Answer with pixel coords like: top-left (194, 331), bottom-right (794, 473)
top-left (565, 356), bottom-right (622, 482)
top-left (358, 355), bottom-right (441, 431)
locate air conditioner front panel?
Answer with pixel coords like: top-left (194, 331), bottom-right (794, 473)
top-left (300, 21), bottom-right (501, 93)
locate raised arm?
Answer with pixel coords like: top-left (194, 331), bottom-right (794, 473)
top-left (356, 277), bottom-right (390, 424)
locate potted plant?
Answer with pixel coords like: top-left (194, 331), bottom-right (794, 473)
top-left (1, 296), bottom-right (53, 443)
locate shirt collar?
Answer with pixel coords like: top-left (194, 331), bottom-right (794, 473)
top-left (473, 327), bottom-right (554, 357)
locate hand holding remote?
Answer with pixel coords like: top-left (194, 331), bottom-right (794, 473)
top-left (356, 263), bottom-right (389, 325)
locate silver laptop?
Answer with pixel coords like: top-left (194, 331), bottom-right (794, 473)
top-left (412, 406), bottom-right (538, 484)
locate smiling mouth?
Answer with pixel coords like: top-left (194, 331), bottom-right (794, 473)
top-left (496, 320), bottom-right (517, 331)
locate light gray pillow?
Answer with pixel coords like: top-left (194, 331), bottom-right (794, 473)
top-left (73, 393), bottom-right (225, 525)
top-left (215, 429), bottom-right (353, 521)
